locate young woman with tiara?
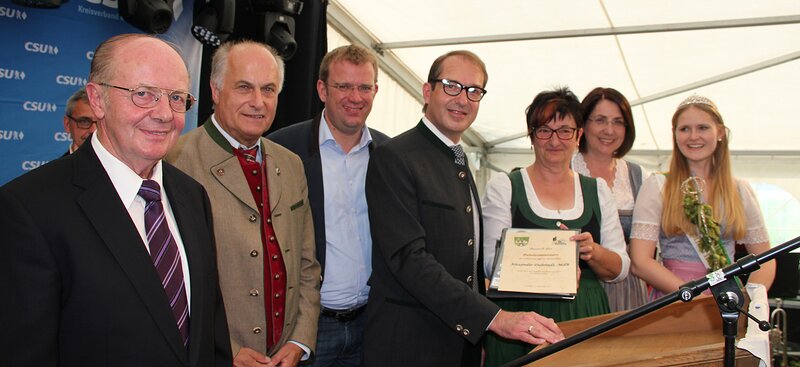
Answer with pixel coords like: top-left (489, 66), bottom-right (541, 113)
top-left (629, 94), bottom-right (775, 298)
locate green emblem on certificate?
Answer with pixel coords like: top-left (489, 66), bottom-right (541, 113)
top-left (488, 228), bottom-right (579, 299)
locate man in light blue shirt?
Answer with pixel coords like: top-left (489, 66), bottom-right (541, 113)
top-left (269, 44), bottom-right (389, 366)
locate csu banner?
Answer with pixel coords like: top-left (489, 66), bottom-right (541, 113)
top-left (0, 0), bottom-right (200, 185)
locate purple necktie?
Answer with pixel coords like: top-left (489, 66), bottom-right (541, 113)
top-left (138, 180), bottom-right (189, 346)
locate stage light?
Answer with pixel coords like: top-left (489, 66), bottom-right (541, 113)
top-left (260, 12), bottom-right (297, 59)
top-left (192, 0), bottom-right (235, 47)
top-left (243, 0), bottom-right (303, 59)
top-left (11, 0), bottom-right (62, 8)
top-left (118, 0), bottom-right (174, 34)
top-left (249, 0), bottom-right (303, 15)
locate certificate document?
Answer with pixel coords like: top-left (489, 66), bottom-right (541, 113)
top-left (488, 228), bottom-right (579, 299)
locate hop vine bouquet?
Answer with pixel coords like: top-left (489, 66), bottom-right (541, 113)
top-left (681, 177), bottom-right (730, 271)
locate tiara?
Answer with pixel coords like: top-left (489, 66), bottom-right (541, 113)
top-left (678, 94), bottom-right (717, 109)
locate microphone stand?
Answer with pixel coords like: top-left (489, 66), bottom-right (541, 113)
top-left (502, 235), bottom-right (800, 367)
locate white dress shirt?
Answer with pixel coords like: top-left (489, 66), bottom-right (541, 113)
top-left (91, 133), bottom-right (192, 310)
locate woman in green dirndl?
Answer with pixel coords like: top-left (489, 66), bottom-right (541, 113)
top-left (482, 88), bottom-right (629, 366)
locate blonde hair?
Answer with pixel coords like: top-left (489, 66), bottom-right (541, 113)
top-left (661, 102), bottom-right (745, 240)
top-left (319, 44), bottom-right (378, 83)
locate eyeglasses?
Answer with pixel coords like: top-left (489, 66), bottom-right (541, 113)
top-left (327, 82), bottom-right (375, 95)
top-left (98, 83), bottom-right (196, 113)
top-left (429, 79), bottom-right (487, 102)
top-left (66, 115), bottom-right (97, 129)
top-left (534, 127), bottom-right (577, 140)
top-left (588, 116), bottom-right (627, 128)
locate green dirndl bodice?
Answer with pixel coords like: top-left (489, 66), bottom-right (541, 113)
top-left (484, 170), bottom-right (611, 367)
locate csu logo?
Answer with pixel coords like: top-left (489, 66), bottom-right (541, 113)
top-left (86, 51), bottom-right (95, 60)
top-left (0, 6), bottom-right (27, 20)
top-left (25, 42), bottom-right (59, 55)
top-left (23, 101), bottom-right (58, 112)
top-left (0, 68), bottom-right (26, 80)
top-left (54, 132), bottom-right (71, 141)
top-left (22, 160), bottom-right (49, 171)
top-left (0, 130), bottom-right (25, 141)
top-left (56, 75), bottom-right (87, 86)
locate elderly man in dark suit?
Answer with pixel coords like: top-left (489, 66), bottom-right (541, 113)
top-left (363, 50), bottom-right (565, 367)
top-left (269, 44), bottom-right (388, 367)
top-left (0, 34), bottom-right (231, 367)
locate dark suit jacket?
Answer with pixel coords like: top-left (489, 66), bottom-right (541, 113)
top-left (267, 114), bottom-right (389, 276)
top-left (0, 139), bottom-right (232, 367)
top-left (362, 121), bottom-right (500, 367)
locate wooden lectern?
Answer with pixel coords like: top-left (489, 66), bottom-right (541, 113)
top-left (526, 295), bottom-right (762, 366)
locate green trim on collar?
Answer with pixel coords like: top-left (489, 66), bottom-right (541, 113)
top-left (508, 170), bottom-right (601, 229)
top-left (202, 119), bottom-right (233, 153)
top-left (202, 119), bottom-right (264, 153)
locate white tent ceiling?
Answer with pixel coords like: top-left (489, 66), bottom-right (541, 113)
top-left (328, 0), bottom-right (800, 156)
top-left (325, 0), bottom-right (800, 244)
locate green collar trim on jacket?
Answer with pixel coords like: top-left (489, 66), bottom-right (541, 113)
top-left (202, 119), bottom-right (264, 154)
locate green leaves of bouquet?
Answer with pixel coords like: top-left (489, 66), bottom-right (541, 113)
top-left (681, 177), bottom-right (730, 271)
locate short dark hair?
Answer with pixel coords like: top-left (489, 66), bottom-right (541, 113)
top-left (579, 87), bottom-right (636, 157)
top-left (422, 50), bottom-right (488, 113)
top-left (525, 87), bottom-right (582, 143)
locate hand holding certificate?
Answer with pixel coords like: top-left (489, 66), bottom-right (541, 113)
top-left (488, 228), bottom-right (579, 299)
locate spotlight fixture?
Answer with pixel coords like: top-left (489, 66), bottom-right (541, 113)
top-left (260, 12), bottom-right (297, 59)
top-left (241, 0), bottom-right (303, 59)
top-left (192, 0), bottom-right (235, 47)
top-left (118, 0), bottom-right (174, 34)
top-left (250, 0), bottom-right (303, 15)
top-left (11, 0), bottom-right (63, 8)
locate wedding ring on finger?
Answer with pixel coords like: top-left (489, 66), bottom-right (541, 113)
top-left (527, 325), bottom-right (536, 336)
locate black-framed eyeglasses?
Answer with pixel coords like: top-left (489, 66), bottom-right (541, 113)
top-left (429, 79), bottom-right (487, 102)
top-left (326, 82), bottom-right (376, 95)
top-left (66, 115), bottom-right (97, 129)
top-left (534, 127), bottom-right (577, 140)
top-left (588, 116), bottom-right (627, 128)
top-left (98, 83), bottom-right (196, 113)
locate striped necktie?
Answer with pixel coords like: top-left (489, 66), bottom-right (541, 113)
top-left (138, 180), bottom-right (189, 346)
top-left (238, 146), bottom-right (259, 163)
